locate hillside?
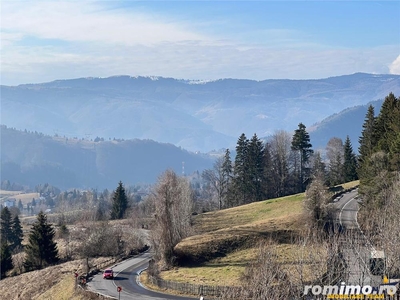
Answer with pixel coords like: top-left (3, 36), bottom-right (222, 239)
top-left (159, 181), bottom-right (358, 286)
top-left (0, 126), bottom-right (212, 189)
top-left (1, 73), bottom-right (399, 152)
top-left (309, 99), bottom-right (384, 151)
top-left (164, 193), bottom-right (306, 286)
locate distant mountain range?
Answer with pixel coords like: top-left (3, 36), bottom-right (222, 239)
top-left (0, 126), bottom-right (212, 190)
top-left (0, 99), bottom-right (389, 190)
top-left (1, 73), bottom-right (399, 152)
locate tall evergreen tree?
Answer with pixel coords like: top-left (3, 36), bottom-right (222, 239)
top-left (24, 211), bottom-right (59, 271)
top-left (358, 105), bottom-right (376, 178)
top-left (374, 93), bottom-right (398, 154)
top-left (343, 136), bottom-right (358, 182)
top-left (1, 242), bottom-right (13, 279)
top-left (291, 123), bottom-right (313, 191)
top-left (232, 133), bottom-right (249, 206)
top-left (110, 181), bottom-right (128, 220)
top-left (387, 95), bottom-right (400, 170)
top-left (0, 207), bottom-right (12, 245)
top-left (18, 200), bottom-right (23, 212)
top-left (263, 142), bottom-right (275, 199)
top-left (10, 215), bottom-right (24, 251)
top-left (221, 149), bottom-right (233, 209)
top-left (247, 134), bottom-right (265, 201)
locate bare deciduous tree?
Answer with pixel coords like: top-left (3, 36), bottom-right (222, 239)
top-left (202, 156), bottom-right (230, 210)
top-left (151, 170), bottom-right (194, 269)
top-left (269, 130), bottom-right (293, 197)
top-left (304, 177), bottom-right (334, 231)
top-left (326, 137), bottom-right (344, 185)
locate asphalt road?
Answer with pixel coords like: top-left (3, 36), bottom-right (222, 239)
top-left (334, 189), bottom-right (359, 230)
top-left (87, 252), bottom-right (197, 300)
top-left (333, 189), bottom-right (382, 286)
top-left (88, 188), bottom-right (378, 298)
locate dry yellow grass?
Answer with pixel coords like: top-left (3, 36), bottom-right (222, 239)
top-left (340, 180), bottom-right (359, 190)
top-left (159, 194), bottom-right (307, 285)
top-left (193, 193), bottom-right (305, 234)
top-left (36, 276), bottom-right (85, 300)
top-left (13, 193), bottom-right (41, 204)
top-left (162, 247), bottom-right (258, 286)
top-left (0, 190), bottom-right (22, 196)
top-left (0, 257), bottom-right (113, 300)
top-left (175, 193), bottom-right (305, 260)
top-left (0, 191), bottom-right (40, 205)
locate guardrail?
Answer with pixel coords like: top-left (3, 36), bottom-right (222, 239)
top-left (331, 185), bottom-right (359, 202)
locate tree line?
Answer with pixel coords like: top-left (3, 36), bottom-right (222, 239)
top-left (202, 123), bottom-right (358, 209)
top-left (357, 93), bottom-right (400, 278)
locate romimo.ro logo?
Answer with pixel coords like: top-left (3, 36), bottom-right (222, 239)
top-left (303, 282), bottom-right (397, 298)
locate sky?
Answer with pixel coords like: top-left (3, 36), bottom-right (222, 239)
top-left (1, 1), bottom-right (400, 85)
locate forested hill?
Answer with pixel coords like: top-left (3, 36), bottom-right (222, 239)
top-left (309, 99), bottom-right (384, 151)
top-left (1, 73), bottom-right (399, 152)
top-left (0, 126), bottom-right (212, 189)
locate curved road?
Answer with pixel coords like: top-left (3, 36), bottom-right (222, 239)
top-left (88, 189), bottom-right (377, 298)
top-left (334, 189), bottom-right (360, 230)
top-left (334, 189), bottom-right (382, 286)
top-left (87, 252), bottom-right (197, 300)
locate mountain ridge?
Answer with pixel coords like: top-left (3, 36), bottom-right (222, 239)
top-left (0, 125), bottom-right (212, 190)
top-left (1, 73), bottom-right (399, 152)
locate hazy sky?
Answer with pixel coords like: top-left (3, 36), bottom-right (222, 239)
top-left (1, 1), bottom-right (400, 85)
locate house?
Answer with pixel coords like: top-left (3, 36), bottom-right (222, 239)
top-left (4, 198), bottom-right (16, 207)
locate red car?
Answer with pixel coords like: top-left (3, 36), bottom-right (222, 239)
top-left (103, 268), bottom-right (114, 279)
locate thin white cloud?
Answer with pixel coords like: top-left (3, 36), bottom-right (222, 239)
top-left (1, 1), bottom-right (399, 85)
top-left (389, 55), bottom-right (400, 75)
top-left (1, 1), bottom-right (208, 46)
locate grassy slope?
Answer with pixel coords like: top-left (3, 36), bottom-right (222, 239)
top-left (163, 181), bottom-right (359, 286)
top-left (0, 190), bottom-right (40, 205)
top-left (0, 257), bottom-right (113, 300)
top-left (167, 193), bottom-right (306, 285)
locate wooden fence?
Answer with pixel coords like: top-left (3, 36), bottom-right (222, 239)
top-left (147, 274), bottom-right (241, 297)
top-left (148, 274), bottom-right (400, 300)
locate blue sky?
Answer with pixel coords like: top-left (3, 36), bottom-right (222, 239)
top-left (1, 1), bottom-right (399, 85)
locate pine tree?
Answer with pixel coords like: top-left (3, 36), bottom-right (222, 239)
top-left (263, 142), bottom-right (275, 199)
top-left (18, 200), bottom-right (23, 212)
top-left (0, 207), bottom-right (12, 245)
top-left (24, 211), bottom-right (59, 271)
top-left (358, 105), bottom-right (376, 178)
top-left (221, 149), bottom-right (233, 209)
top-left (291, 123), bottom-right (313, 191)
top-left (374, 93), bottom-right (398, 153)
top-left (343, 136), bottom-right (358, 182)
top-left (388, 95), bottom-right (400, 170)
top-left (232, 133), bottom-right (249, 206)
top-left (1, 242), bottom-right (13, 279)
top-left (247, 134), bottom-right (265, 201)
top-left (10, 215), bottom-right (23, 251)
top-left (110, 181), bottom-right (128, 220)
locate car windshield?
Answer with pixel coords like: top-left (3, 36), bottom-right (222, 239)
top-left (104, 270), bottom-right (112, 273)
